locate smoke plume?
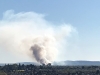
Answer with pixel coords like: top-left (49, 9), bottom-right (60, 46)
top-left (0, 10), bottom-right (76, 64)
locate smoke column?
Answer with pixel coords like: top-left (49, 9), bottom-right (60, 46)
top-left (0, 10), bottom-right (76, 64)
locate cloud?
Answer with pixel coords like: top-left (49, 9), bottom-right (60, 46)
top-left (0, 10), bottom-right (77, 64)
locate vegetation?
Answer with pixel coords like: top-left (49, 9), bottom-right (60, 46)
top-left (0, 64), bottom-right (100, 75)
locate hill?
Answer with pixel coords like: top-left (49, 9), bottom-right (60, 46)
top-left (1, 61), bottom-right (100, 66)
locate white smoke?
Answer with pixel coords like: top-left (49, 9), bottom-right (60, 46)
top-left (0, 10), bottom-right (76, 64)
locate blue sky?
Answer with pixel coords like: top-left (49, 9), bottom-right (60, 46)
top-left (0, 0), bottom-right (100, 63)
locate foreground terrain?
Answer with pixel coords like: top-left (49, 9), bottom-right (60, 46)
top-left (0, 64), bottom-right (100, 75)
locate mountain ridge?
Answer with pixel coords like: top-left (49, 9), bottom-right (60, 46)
top-left (1, 61), bottom-right (100, 66)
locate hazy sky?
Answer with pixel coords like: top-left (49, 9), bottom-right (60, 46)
top-left (0, 0), bottom-right (100, 63)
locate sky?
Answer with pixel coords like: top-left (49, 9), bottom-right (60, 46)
top-left (0, 0), bottom-right (100, 63)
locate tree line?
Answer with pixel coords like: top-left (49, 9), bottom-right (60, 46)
top-left (0, 63), bottom-right (100, 75)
